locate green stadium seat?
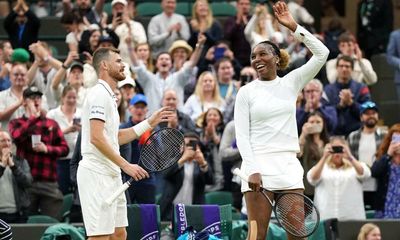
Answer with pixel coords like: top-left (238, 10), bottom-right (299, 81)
top-left (176, 2), bottom-right (192, 17)
top-left (210, 2), bottom-right (236, 16)
top-left (205, 191), bottom-right (233, 206)
top-left (59, 193), bottom-right (74, 222)
top-left (136, 2), bottom-right (163, 17)
top-left (104, 2), bottom-right (112, 16)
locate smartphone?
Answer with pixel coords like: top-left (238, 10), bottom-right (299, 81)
top-left (392, 133), bottom-right (400, 143)
top-left (116, 12), bottom-right (123, 18)
top-left (331, 146), bottom-right (344, 154)
top-left (78, 53), bottom-right (86, 62)
top-left (214, 47), bottom-right (226, 61)
top-left (188, 140), bottom-right (198, 150)
top-left (73, 118), bottom-right (81, 125)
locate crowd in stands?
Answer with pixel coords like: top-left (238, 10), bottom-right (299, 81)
top-left (1, 0), bottom-right (400, 229)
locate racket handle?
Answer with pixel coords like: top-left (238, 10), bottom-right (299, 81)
top-left (233, 168), bottom-right (249, 182)
top-left (105, 181), bottom-right (131, 205)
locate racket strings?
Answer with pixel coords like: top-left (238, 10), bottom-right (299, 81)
top-left (140, 129), bottom-right (184, 172)
top-left (274, 194), bottom-right (319, 237)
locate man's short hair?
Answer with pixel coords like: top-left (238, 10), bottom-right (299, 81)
top-left (336, 55), bottom-right (354, 69)
top-left (92, 47), bottom-right (120, 74)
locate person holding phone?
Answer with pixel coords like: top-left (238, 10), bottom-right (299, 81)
top-left (234, 2), bottom-right (328, 239)
top-left (46, 85), bottom-right (81, 194)
top-left (371, 123), bottom-right (400, 219)
top-left (108, 0), bottom-right (147, 66)
top-left (159, 131), bottom-right (213, 221)
top-left (307, 136), bottom-right (371, 220)
top-left (298, 111), bottom-right (330, 200)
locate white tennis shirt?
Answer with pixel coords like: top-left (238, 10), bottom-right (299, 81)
top-left (80, 79), bottom-right (121, 176)
top-left (234, 25), bottom-right (329, 189)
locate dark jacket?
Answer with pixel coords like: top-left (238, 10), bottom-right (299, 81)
top-left (160, 160), bottom-right (213, 221)
top-left (4, 10), bottom-right (40, 53)
top-left (0, 156), bottom-right (33, 217)
top-left (296, 104), bottom-right (338, 135)
top-left (322, 80), bottom-right (371, 136)
top-left (371, 154), bottom-right (392, 211)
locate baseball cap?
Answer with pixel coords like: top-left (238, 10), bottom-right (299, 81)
top-left (360, 101), bottom-right (378, 114)
top-left (23, 86), bottom-right (43, 99)
top-left (11, 48), bottom-right (30, 63)
top-left (118, 62), bottom-right (136, 88)
top-left (70, 61), bottom-right (84, 71)
top-left (111, 0), bottom-right (127, 7)
top-left (129, 94), bottom-right (147, 106)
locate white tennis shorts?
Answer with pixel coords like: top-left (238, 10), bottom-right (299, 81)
top-left (77, 165), bottom-right (128, 236)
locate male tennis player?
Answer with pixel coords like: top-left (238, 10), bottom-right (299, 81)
top-left (77, 47), bottom-right (173, 240)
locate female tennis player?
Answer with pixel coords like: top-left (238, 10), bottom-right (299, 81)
top-left (234, 1), bottom-right (329, 239)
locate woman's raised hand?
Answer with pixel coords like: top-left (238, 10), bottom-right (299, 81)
top-left (272, 1), bottom-right (297, 32)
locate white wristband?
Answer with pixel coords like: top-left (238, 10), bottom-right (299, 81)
top-left (132, 119), bottom-right (151, 137)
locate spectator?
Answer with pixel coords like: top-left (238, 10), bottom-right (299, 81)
top-left (386, 27), bottom-right (400, 101)
top-left (62, 0), bottom-right (105, 26)
top-left (200, 107), bottom-right (225, 192)
top-left (371, 123), bottom-right (400, 219)
top-left (69, 131), bottom-right (83, 222)
top-left (298, 112), bottom-right (330, 200)
top-left (357, 0), bottom-right (393, 59)
top-left (117, 62), bottom-right (136, 104)
top-left (79, 25), bottom-right (119, 55)
top-left (357, 223), bottom-right (382, 240)
top-left (188, 0), bottom-right (223, 60)
top-left (60, 9), bottom-right (88, 52)
top-left (161, 89), bottom-right (197, 134)
top-left (322, 55), bottom-right (371, 136)
top-left (183, 71), bottom-right (225, 124)
top-left (0, 130), bottom-right (32, 223)
top-left (214, 57), bottom-right (238, 101)
top-left (3, 0), bottom-right (40, 59)
top-left (224, 0), bottom-right (252, 67)
top-left (9, 86), bottom-right (69, 218)
top-left (0, 64), bottom-right (28, 131)
top-left (296, 79), bottom-right (337, 135)
top-left (108, 0), bottom-right (146, 65)
top-left (147, 0), bottom-right (190, 58)
top-left (348, 101), bottom-right (386, 209)
top-left (198, 41), bottom-right (243, 80)
top-left (127, 34), bottom-right (205, 114)
top-left (120, 94), bottom-right (156, 204)
top-left (223, 66), bottom-right (257, 124)
top-left (0, 41), bottom-right (13, 91)
top-left (307, 136), bottom-right (371, 220)
top-left (244, 4), bottom-right (276, 48)
top-left (322, 17), bottom-right (346, 60)
top-left (27, 41), bottom-right (63, 110)
top-left (47, 86), bottom-right (81, 195)
top-left (52, 52), bottom-right (86, 108)
top-left (159, 131), bottom-right (213, 221)
top-left (326, 32), bottom-right (377, 86)
top-left (135, 43), bottom-right (154, 73)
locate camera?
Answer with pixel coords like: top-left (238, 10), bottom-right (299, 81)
top-left (116, 12), bottom-right (123, 18)
top-left (392, 133), bottom-right (400, 143)
top-left (188, 139), bottom-right (198, 150)
top-left (331, 146), bottom-right (344, 154)
top-left (214, 47), bottom-right (226, 61)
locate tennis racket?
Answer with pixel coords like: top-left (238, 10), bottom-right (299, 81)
top-left (233, 168), bottom-right (320, 238)
top-left (105, 127), bottom-right (184, 205)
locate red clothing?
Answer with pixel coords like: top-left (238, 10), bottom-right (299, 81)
top-left (9, 115), bottom-right (69, 182)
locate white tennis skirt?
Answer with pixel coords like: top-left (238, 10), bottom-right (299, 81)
top-left (240, 152), bottom-right (304, 192)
